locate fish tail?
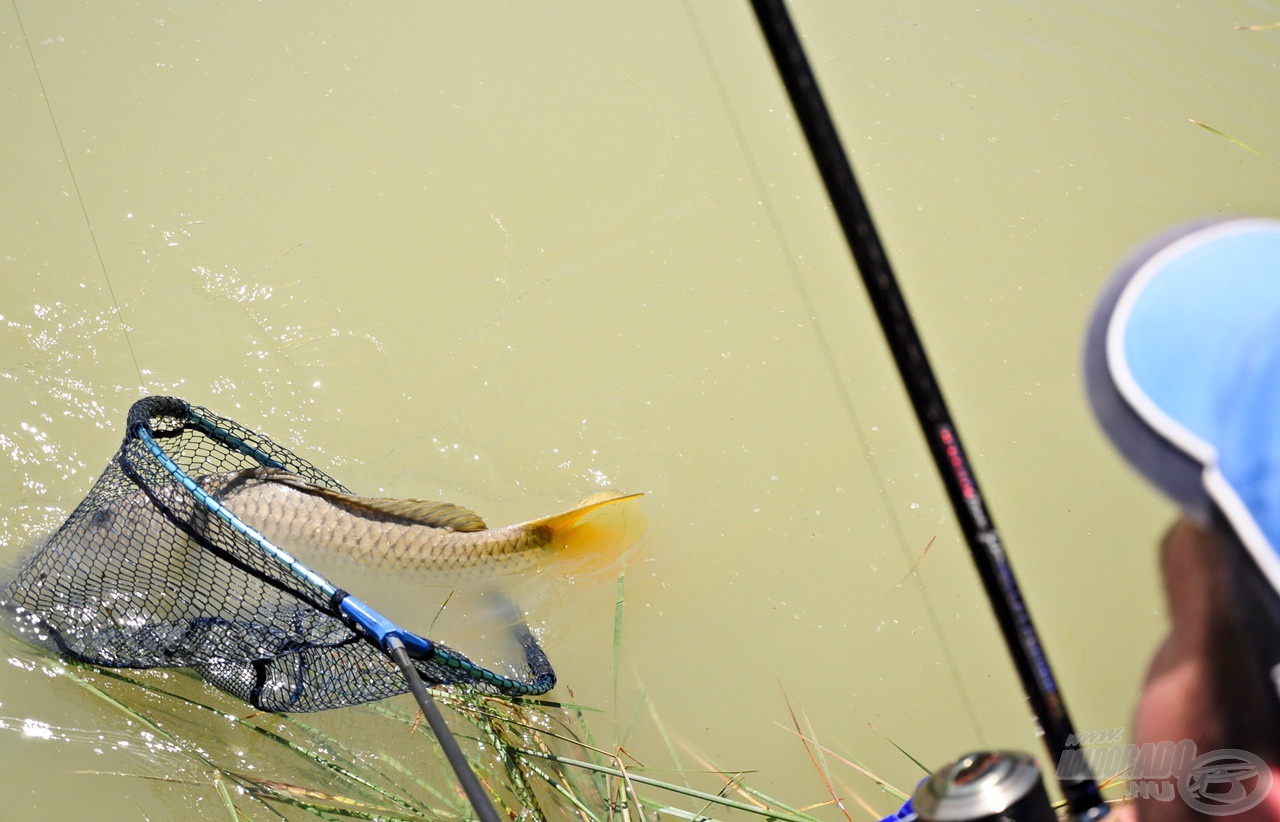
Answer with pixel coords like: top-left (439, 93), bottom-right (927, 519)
top-left (525, 491), bottom-right (647, 577)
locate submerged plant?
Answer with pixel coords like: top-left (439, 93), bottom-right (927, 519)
top-left (32, 655), bottom-right (838, 821)
top-left (2, 568), bottom-right (907, 821)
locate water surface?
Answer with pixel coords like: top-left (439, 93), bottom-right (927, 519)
top-left (2, 1), bottom-right (1277, 817)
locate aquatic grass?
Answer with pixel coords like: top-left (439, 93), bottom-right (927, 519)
top-left (249, 712), bottom-right (449, 815)
top-left (7, 566), bottom-right (910, 821)
top-left (32, 658), bottom-right (865, 820)
top-left (513, 749), bottom-right (821, 822)
top-left (896, 536), bottom-right (936, 587)
top-left (774, 723), bottom-right (912, 805)
top-left (612, 570), bottom-right (627, 742)
top-left (58, 650), bottom-right (509, 814)
top-left (392, 678), bottom-right (831, 820)
top-left (642, 683), bottom-right (692, 789)
top-left (671, 738), bottom-right (828, 821)
top-left (212, 772), bottom-right (240, 820)
top-left (54, 661), bottom-right (462, 819)
top-left (428, 590), bottom-right (458, 634)
top-left (1187, 23), bottom-right (1278, 167)
top-left (865, 723), bottom-right (930, 779)
top-left (780, 687), bottom-right (853, 822)
top-left (1189, 119), bottom-right (1269, 161)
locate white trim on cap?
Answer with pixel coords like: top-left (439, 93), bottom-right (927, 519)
top-left (1106, 217), bottom-right (1280, 597)
top-left (1206, 466), bottom-right (1280, 598)
top-left (1105, 221), bottom-right (1250, 466)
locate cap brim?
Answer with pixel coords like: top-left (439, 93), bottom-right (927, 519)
top-left (1084, 216), bottom-right (1280, 599)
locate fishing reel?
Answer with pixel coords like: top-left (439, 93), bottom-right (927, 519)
top-left (884, 750), bottom-right (1062, 822)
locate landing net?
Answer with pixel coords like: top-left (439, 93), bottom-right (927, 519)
top-left (0, 396), bottom-right (554, 711)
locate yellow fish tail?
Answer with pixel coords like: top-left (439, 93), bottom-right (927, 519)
top-left (524, 491), bottom-right (647, 577)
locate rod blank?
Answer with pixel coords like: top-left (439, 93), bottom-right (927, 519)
top-left (746, 2), bottom-right (1106, 817)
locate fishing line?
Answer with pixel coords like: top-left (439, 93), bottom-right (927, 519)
top-left (678, 0), bottom-right (985, 743)
top-left (11, 0), bottom-right (146, 394)
top-left (746, 1), bottom-right (1106, 818)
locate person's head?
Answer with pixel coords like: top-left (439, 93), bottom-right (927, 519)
top-left (1085, 218), bottom-right (1280, 820)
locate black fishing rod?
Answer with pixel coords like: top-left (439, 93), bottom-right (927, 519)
top-left (746, 2), bottom-right (1106, 819)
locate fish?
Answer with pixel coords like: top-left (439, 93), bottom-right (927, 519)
top-left (199, 467), bottom-right (646, 578)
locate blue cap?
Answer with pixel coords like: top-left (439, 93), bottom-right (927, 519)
top-left (1084, 216), bottom-right (1280, 608)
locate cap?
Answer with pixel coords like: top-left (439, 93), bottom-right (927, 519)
top-left (1084, 216), bottom-right (1280, 693)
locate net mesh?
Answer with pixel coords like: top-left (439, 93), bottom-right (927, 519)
top-left (1, 396), bottom-right (554, 711)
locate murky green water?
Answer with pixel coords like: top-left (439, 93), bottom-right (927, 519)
top-left (2, 1), bottom-right (1277, 818)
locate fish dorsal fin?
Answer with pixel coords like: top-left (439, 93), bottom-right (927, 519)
top-left (332, 496), bottom-right (490, 531)
top-left (250, 467), bottom-right (489, 532)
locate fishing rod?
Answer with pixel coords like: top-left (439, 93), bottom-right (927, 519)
top-left (746, 2), bottom-right (1107, 819)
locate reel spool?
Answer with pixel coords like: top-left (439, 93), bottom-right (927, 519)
top-left (911, 751), bottom-right (1057, 822)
